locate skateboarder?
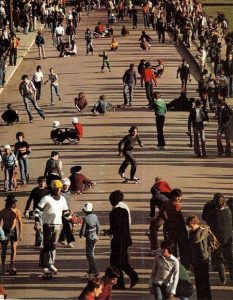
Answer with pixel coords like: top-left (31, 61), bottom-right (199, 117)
top-left (0, 195), bottom-right (23, 276)
top-left (118, 126), bottom-right (143, 182)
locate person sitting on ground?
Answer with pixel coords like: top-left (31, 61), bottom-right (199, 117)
top-left (98, 267), bottom-right (120, 300)
top-left (167, 92), bottom-right (195, 111)
top-left (151, 176), bottom-right (171, 197)
top-left (121, 25), bottom-right (129, 37)
top-left (74, 92), bottom-right (88, 112)
top-left (93, 22), bottom-right (105, 38)
top-left (57, 41), bottom-right (70, 57)
top-left (91, 95), bottom-right (115, 115)
top-left (110, 38), bottom-right (119, 51)
top-left (1, 103), bottom-right (19, 125)
top-left (64, 40), bottom-right (77, 56)
top-left (103, 24), bottom-right (114, 37)
top-left (153, 59), bottom-right (164, 77)
top-left (70, 117), bottom-right (84, 144)
top-left (78, 277), bottom-right (104, 300)
top-left (69, 165), bottom-right (96, 195)
top-left (108, 13), bottom-right (117, 25)
top-left (139, 31), bottom-right (152, 50)
top-left (50, 121), bottom-right (74, 145)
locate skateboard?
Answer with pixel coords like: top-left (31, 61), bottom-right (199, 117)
top-left (7, 266), bottom-right (17, 275)
top-left (122, 177), bottom-right (140, 184)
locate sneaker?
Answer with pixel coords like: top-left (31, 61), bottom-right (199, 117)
top-left (67, 243), bottom-right (74, 248)
top-left (43, 268), bottom-right (52, 275)
top-left (30, 119), bottom-right (33, 123)
top-left (49, 265), bottom-right (58, 274)
top-left (119, 172), bottom-right (125, 178)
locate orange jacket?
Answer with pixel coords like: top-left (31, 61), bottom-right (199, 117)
top-left (143, 69), bottom-right (157, 85)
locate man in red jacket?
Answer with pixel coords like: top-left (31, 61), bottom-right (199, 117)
top-left (70, 117), bottom-right (83, 144)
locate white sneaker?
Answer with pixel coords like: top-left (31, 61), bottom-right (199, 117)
top-left (50, 265), bottom-right (58, 274)
top-left (43, 268), bottom-right (52, 275)
top-left (67, 243), bottom-right (74, 248)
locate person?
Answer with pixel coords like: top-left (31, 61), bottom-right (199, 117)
top-left (139, 31), bottom-right (152, 50)
top-left (91, 95), bottom-right (114, 115)
top-left (85, 28), bottom-right (94, 55)
top-left (0, 195), bottom-right (23, 276)
top-left (118, 126), bottom-right (143, 181)
top-left (78, 277), bottom-right (104, 300)
top-left (188, 99), bottom-right (208, 157)
top-left (154, 59), bottom-right (164, 78)
top-left (35, 180), bottom-right (74, 275)
top-left (14, 132), bottom-right (31, 185)
top-left (153, 92), bottom-right (167, 150)
top-left (216, 97), bottom-right (233, 157)
top-left (79, 202), bottom-right (100, 276)
top-left (1, 103), bottom-right (19, 125)
top-left (206, 73), bottom-right (218, 112)
top-left (110, 38), bottom-right (119, 51)
top-left (131, 6), bottom-right (138, 29)
top-left (106, 190), bottom-right (138, 289)
top-left (35, 30), bottom-right (46, 59)
top-left (24, 176), bottom-right (49, 247)
top-left (141, 62), bottom-right (157, 108)
top-left (122, 63), bottom-right (137, 107)
top-left (159, 189), bottom-right (189, 268)
top-left (19, 74), bottom-right (45, 123)
top-left (99, 50), bottom-right (111, 72)
top-left (69, 165), bottom-right (96, 195)
top-left (1, 145), bottom-right (18, 192)
top-left (149, 240), bottom-right (180, 300)
top-left (9, 32), bottom-right (19, 66)
top-left (59, 178), bottom-right (75, 248)
top-left (44, 151), bottom-right (63, 183)
top-left (222, 53), bottom-right (233, 98)
top-left (156, 13), bottom-right (166, 43)
top-left (71, 117), bottom-right (84, 143)
top-left (186, 215), bottom-right (212, 300)
top-left (152, 176), bottom-right (171, 197)
top-left (54, 23), bottom-right (64, 46)
top-left (74, 92), bottom-right (88, 112)
top-left (44, 68), bottom-right (62, 105)
top-left (98, 266), bottom-right (120, 300)
top-left (216, 69), bottom-right (228, 100)
top-left (121, 25), bottom-right (129, 37)
top-left (205, 193), bottom-right (233, 284)
top-left (32, 65), bottom-right (44, 101)
top-left (196, 47), bottom-right (207, 71)
top-left (177, 59), bottom-right (191, 93)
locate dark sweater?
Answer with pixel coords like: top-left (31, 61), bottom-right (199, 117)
top-left (25, 187), bottom-right (50, 211)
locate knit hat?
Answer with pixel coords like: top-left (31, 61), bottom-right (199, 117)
top-left (4, 144), bottom-right (11, 150)
top-left (83, 202), bottom-right (93, 212)
top-left (72, 117), bottom-right (79, 124)
top-left (51, 180), bottom-right (63, 189)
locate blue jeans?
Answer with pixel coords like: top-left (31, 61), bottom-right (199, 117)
top-left (145, 81), bottom-right (154, 106)
top-left (123, 84), bottom-right (133, 105)
top-left (86, 238), bottom-right (98, 274)
top-left (152, 283), bottom-right (188, 300)
top-left (23, 94), bottom-right (45, 121)
top-left (50, 84), bottom-right (60, 104)
top-left (143, 13), bottom-right (150, 28)
top-left (18, 156), bottom-right (29, 183)
top-left (4, 167), bottom-right (14, 191)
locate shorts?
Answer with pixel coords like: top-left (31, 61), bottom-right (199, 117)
top-left (2, 227), bottom-right (18, 242)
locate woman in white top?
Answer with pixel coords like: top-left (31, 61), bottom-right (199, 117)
top-left (32, 65), bottom-right (44, 101)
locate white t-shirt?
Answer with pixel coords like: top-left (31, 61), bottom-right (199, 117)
top-left (33, 70), bottom-right (43, 82)
top-left (38, 194), bottom-right (69, 225)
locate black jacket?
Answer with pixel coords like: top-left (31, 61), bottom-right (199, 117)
top-left (222, 59), bottom-right (233, 77)
top-left (188, 107), bottom-right (208, 129)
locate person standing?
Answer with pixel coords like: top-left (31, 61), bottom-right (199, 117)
top-left (9, 33), bottom-right (19, 66)
top-left (107, 190), bottom-right (138, 289)
top-left (186, 216), bottom-right (212, 300)
top-left (216, 97), bottom-right (233, 157)
top-left (188, 99), bottom-right (208, 157)
top-left (85, 28), bottom-right (94, 55)
top-left (118, 126), bottom-right (143, 181)
top-left (149, 240), bottom-right (180, 300)
top-left (32, 65), bottom-right (44, 101)
top-left (35, 180), bottom-right (74, 275)
top-left (1, 145), bottom-right (18, 192)
top-left (0, 195), bottom-right (23, 276)
top-left (44, 68), bottom-right (62, 106)
top-left (19, 75), bottom-right (45, 123)
top-left (35, 30), bottom-right (46, 60)
top-left (222, 53), bottom-right (233, 98)
top-left (141, 62), bottom-right (157, 108)
top-left (156, 13), bottom-right (166, 43)
top-left (99, 50), bottom-right (111, 72)
top-left (122, 63), bottom-right (137, 107)
top-left (14, 132), bottom-right (31, 185)
top-left (79, 202), bottom-right (100, 276)
top-left (44, 151), bottom-right (63, 183)
top-left (176, 59), bottom-right (191, 93)
top-left (153, 92), bottom-right (167, 150)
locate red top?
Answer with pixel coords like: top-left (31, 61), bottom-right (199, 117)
top-left (143, 69), bottom-right (157, 85)
top-left (98, 283), bottom-right (112, 300)
top-left (97, 24), bottom-right (104, 33)
top-left (84, 293), bottom-right (95, 300)
top-left (154, 180), bottom-right (171, 193)
top-left (74, 123), bottom-right (84, 138)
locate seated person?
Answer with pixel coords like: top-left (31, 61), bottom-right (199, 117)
top-left (64, 40), bottom-right (77, 56)
top-left (139, 31), bottom-right (152, 50)
top-left (93, 22), bottom-right (105, 38)
top-left (167, 92), bottom-right (195, 111)
top-left (153, 59), bottom-right (164, 77)
top-left (57, 41), bottom-right (70, 57)
top-left (140, 37), bottom-right (150, 50)
top-left (110, 38), bottom-right (119, 51)
top-left (121, 25), bottom-right (129, 37)
top-left (91, 95), bottom-right (115, 115)
top-left (103, 24), bottom-right (113, 37)
top-left (69, 165), bottom-right (96, 194)
top-left (74, 92), bottom-right (88, 112)
top-left (1, 103), bottom-right (19, 125)
top-left (108, 13), bottom-right (117, 25)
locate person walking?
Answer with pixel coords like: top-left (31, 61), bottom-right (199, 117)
top-left (153, 92), bottom-right (167, 150)
top-left (176, 59), bottom-right (191, 93)
top-left (186, 215), bottom-right (212, 300)
top-left (149, 240), bottom-right (180, 300)
top-left (44, 151), bottom-right (63, 185)
top-left (118, 126), bottom-right (143, 181)
top-left (122, 63), bottom-right (137, 107)
top-left (44, 68), bottom-right (62, 105)
top-left (9, 33), bottom-right (19, 66)
top-left (141, 62), bottom-right (157, 108)
top-left (85, 28), bottom-right (94, 55)
top-left (19, 75), bottom-right (45, 123)
top-left (79, 202), bottom-right (100, 276)
top-left (32, 65), bottom-right (44, 101)
top-left (14, 132), bottom-right (31, 185)
top-left (106, 190), bottom-right (139, 289)
top-left (99, 50), bottom-right (111, 72)
top-left (188, 99), bottom-right (208, 157)
top-left (222, 53), bottom-right (233, 98)
top-left (1, 145), bottom-right (18, 192)
top-left (35, 30), bottom-right (46, 60)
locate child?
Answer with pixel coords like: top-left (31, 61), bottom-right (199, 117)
top-left (74, 92), bottom-right (88, 112)
top-left (1, 145), bottom-right (18, 192)
top-left (79, 202), bottom-right (100, 276)
top-left (110, 38), bottom-right (119, 51)
top-left (99, 50), bottom-right (111, 72)
top-left (91, 95), bottom-right (114, 115)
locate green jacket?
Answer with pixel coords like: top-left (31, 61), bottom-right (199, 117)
top-left (155, 98), bottom-right (167, 116)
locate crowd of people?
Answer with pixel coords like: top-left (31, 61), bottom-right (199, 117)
top-left (0, 0), bottom-right (233, 300)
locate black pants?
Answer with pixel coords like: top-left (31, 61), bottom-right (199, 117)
top-left (9, 48), bottom-right (17, 65)
top-left (193, 262), bottom-right (212, 300)
top-left (59, 216), bottom-right (75, 244)
top-left (119, 151), bottom-right (137, 179)
top-left (158, 29), bottom-right (165, 43)
top-left (34, 81), bottom-right (42, 100)
top-left (156, 115), bottom-right (165, 147)
top-left (110, 244), bottom-right (138, 288)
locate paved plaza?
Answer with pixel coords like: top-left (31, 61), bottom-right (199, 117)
top-left (0, 7), bottom-right (232, 300)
